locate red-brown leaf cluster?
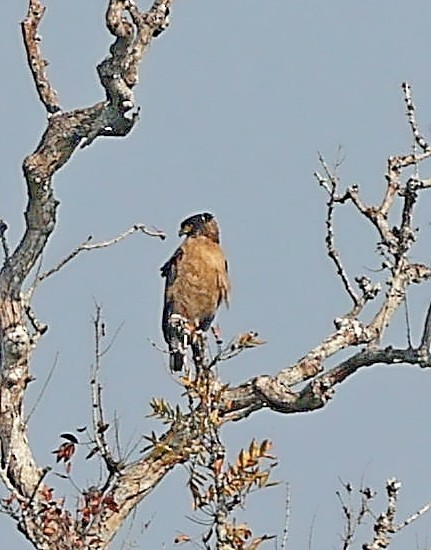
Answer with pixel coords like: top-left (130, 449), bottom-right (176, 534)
top-left (52, 442), bottom-right (75, 464)
top-left (79, 489), bottom-right (119, 527)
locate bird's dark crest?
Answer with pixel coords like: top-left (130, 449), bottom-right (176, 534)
top-left (179, 212), bottom-right (214, 237)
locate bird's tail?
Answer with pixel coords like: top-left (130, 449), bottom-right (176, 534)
top-left (170, 350), bottom-right (186, 372)
top-left (167, 314), bottom-right (190, 372)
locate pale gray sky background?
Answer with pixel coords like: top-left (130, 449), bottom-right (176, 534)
top-left (2, 1), bottom-right (431, 548)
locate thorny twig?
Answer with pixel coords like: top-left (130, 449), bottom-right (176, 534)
top-left (279, 482), bottom-right (290, 550)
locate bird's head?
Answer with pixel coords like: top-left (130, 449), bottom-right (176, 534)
top-left (178, 212), bottom-right (219, 242)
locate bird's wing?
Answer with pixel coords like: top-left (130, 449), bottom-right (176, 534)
top-left (160, 246), bottom-right (183, 285)
top-left (217, 259), bottom-right (230, 308)
top-left (161, 244), bottom-right (188, 370)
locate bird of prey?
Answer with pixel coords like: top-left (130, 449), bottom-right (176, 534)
top-left (161, 212), bottom-right (230, 371)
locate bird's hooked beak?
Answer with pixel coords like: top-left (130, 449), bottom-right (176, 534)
top-left (178, 224), bottom-right (191, 237)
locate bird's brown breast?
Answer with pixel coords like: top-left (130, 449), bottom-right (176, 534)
top-left (165, 235), bottom-right (229, 327)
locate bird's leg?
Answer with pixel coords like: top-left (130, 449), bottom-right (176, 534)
top-left (182, 320), bottom-right (193, 375)
top-left (211, 324), bottom-right (223, 357)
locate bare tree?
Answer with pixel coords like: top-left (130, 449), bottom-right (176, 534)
top-left (1, 1), bottom-right (431, 549)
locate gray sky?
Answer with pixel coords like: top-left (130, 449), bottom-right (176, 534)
top-left (2, 1), bottom-right (431, 548)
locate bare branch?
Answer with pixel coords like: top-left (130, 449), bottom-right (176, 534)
top-left (25, 303), bottom-right (48, 345)
top-left (26, 352), bottom-right (59, 423)
top-left (402, 82), bottom-right (431, 153)
top-left (279, 483), bottom-right (290, 550)
top-left (336, 481), bottom-right (357, 550)
top-left (396, 500), bottom-right (431, 531)
top-left (36, 223), bottom-right (166, 285)
top-left (2, 0), bottom-right (172, 295)
top-left (96, 0), bottom-right (172, 126)
top-left (0, 220), bottom-right (10, 264)
top-left (21, 0), bottom-right (61, 114)
top-left (363, 479), bottom-right (431, 550)
top-left (404, 298), bottom-right (413, 348)
top-left (221, 337), bottom-right (431, 422)
top-left (416, 177), bottom-right (431, 189)
top-left (316, 153), bottom-right (359, 307)
top-left (419, 302), bottom-right (431, 352)
top-left (91, 306), bottom-right (120, 476)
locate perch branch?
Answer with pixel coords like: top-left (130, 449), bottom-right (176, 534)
top-left (82, 310), bottom-right (431, 545)
top-left (85, 84), bottom-right (431, 546)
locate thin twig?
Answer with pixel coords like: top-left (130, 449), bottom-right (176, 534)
top-left (396, 500), bottom-right (431, 531)
top-left (27, 466), bottom-right (51, 508)
top-left (123, 424), bottom-right (149, 464)
top-left (119, 506), bottom-right (138, 550)
top-left (37, 224), bottom-right (166, 284)
top-left (113, 412), bottom-right (127, 464)
top-left (317, 153), bottom-right (359, 305)
top-left (279, 482), bottom-right (290, 550)
top-left (419, 302), bottom-right (431, 351)
top-left (26, 352), bottom-right (59, 423)
top-left (340, 486), bottom-right (357, 548)
top-left (404, 296), bottom-right (413, 348)
top-left (100, 322), bottom-right (125, 358)
top-left (25, 304), bottom-right (48, 344)
top-left (307, 508), bottom-right (318, 550)
top-left (402, 82), bottom-right (431, 153)
top-left (91, 305), bottom-right (119, 475)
